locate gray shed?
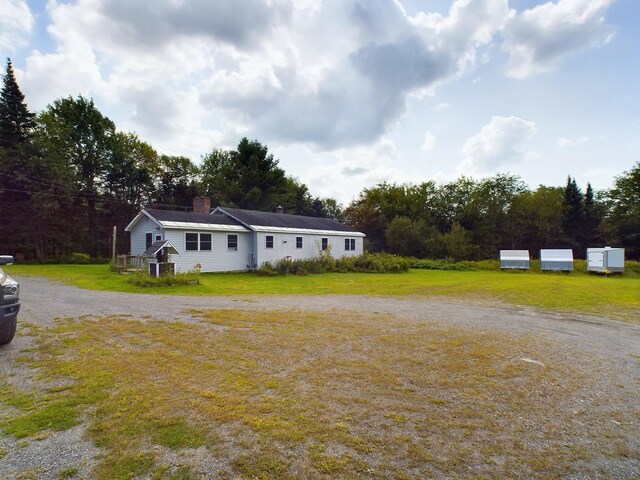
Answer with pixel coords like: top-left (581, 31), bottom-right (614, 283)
top-left (500, 250), bottom-right (530, 270)
top-left (587, 247), bottom-right (625, 273)
top-left (540, 249), bottom-right (574, 272)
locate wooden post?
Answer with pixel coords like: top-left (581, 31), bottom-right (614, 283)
top-left (112, 226), bottom-right (117, 263)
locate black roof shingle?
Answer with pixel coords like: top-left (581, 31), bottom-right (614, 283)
top-left (218, 207), bottom-right (358, 232)
top-left (142, 207), bottom-right (359, 233)
top-left (145, 208), bottom-right (242, 226)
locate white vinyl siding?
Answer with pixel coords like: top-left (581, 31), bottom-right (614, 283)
top-left (255, 232), bottom-right (363, 267)
top-left (164, 229), bottom-right (250, 273)
top-left (130, 217), bottom-right (162, 255)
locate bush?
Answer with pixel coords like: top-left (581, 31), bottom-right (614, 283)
top-left (128, 270), bottom-right (200, 287)
top-left (411, 258), bottom-right (499, 271)
top-left (20, 255), bottom-right (110, 265)
top-left (257, 252), bottom-right (411, 276)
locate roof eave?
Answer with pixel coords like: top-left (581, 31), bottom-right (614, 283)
top-left (125, 209), bottom-right (162, 232)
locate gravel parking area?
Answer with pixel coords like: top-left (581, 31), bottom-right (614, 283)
top-left (1, 276), bottom-right (639, 479)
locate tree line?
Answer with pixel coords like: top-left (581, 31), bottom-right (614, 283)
top-left (1, 58), bottom-right (638, 260)
top-left (345, 171), bottom-right (639, 260)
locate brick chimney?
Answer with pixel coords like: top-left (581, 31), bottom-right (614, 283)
top-left (275, 205), bottom-right (284, 214)
top-left (193, 196), bottom-right (211, 214)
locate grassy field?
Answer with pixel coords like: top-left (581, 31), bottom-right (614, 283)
top-left (6, 264), bottom-right (640, 320)
top-left (2, 310), bottom-right (637, 479)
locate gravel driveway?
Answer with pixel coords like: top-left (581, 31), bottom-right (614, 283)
top-left (1, 276), bottom-right (639, 479)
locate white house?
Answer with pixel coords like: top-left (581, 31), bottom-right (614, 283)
top-left (125, 198), bottom-right (365, 273)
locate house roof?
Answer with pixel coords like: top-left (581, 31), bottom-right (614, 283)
top-left (127, 206), bottom-right (364, 237)
top-left (125, 208), bottom-right (249, 232)
top-left (216, 207), bottom-right (363, 236)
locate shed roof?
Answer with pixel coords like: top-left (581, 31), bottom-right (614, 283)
top-left (143, 240), bottom-right (180, 257)
top-left (540, 249), bottom-right (573, 261)
top-left (499, 250), bottom-right (530, 261)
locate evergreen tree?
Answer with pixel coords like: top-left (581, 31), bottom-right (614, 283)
top-left (583, 182), bottom-right (602, 246)
top-left (0, 58), bottom-right (36, 149)
top-left (561, 176), bottom-right (584, 248)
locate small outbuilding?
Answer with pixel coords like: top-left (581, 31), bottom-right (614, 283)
top-left (144, 240), bottom-right (180, 277)
top-left (587, 247), bottom-right (625, 274)
top-left (500, 250), bottom-right (530, 270)
top-left (540, 249), bottom-right (574, 272)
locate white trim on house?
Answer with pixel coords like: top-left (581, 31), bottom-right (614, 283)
top-left (159, 221), bottom-right (249, 232)
top-left (125, 210), bottom-right (162, 232)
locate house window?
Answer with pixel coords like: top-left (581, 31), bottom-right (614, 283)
top-left (145, 232), bottom-right (153, 249)
top-left (185, 233), bottom-right (199, 251)
top-left (228, 234), bottom-right (238, 251)
top-left (266, 235), bottom-right (274, 248)
top-left (296, 236), bottom-right (303, 249)
top-left (186, 232), bottom-right (211, 251)
top-left (155, 234), bottom-right (162, 242)
top-left (345, 238), bottom-right (356, 251)
top-left (200, 233), bottom-right (212, 251)
top-left (321, 238), bottom-right (328, 250)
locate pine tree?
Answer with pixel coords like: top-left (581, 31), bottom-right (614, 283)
top-left (561, 176), bottom-right (584, 247)
top-left (582, 182), bottom-right (602, 247)
top-left (0, 58), bottom-right (36, 149)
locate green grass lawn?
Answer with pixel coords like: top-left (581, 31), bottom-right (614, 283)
top-left (6, 264), bottom-right (640, 320)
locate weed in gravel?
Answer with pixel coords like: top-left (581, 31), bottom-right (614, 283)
top-left (57, 466), bottom-right (79, 479)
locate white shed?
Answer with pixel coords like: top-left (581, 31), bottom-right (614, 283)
top-left (587, 247), bottom-right (625, 274)
top-left (540, 249), bottom-right (574, 272)
top-left (500, 250), bottom-right (530, 270)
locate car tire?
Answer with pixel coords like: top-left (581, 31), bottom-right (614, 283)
top-left (0, 317), bottom-right (17, 345)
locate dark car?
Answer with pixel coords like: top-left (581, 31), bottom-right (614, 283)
top-left (0, 255), bottom-right (20, 345)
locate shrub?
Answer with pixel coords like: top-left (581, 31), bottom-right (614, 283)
top-left (411, 258), bottom-right (500, 271)
top-left (257, 252), bottom-right (410, 276)
top-left (128, 270), bottom-right (200, 287)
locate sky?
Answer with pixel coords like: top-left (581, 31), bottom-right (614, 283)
top-left (1, 0), bottom-right (639, 204)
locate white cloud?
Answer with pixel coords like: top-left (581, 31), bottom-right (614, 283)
top-left (20, 0), bottom-right (521, 153)
top-left (557, 135), bottom-right (590, 147)
top-left (13, 0), bottom-right (619, 186)
top-left (293, 138), bottom-right (413, 202)
top-left (502, 0), bottom-right (615, 78)
top-left (460, 115), bottom-right (537, 173)
top-left (22, 44), bottom-right (104, 111)
top-left (0, 0), bottom-right (34, 50)
top-left (421, 131), bottom-right (436, 151)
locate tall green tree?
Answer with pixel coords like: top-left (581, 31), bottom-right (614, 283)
top-left (155, 155), bottom-right (200, 209)
top-left (385, 216), bottom-right (428, 257)
top-left (0, 58), bottom-right (36, 149)
top-left (605, 162), bottom-right (640, 258)
top-left (38, 96), bottom-right (116, 256)
top-left (561, 176), bottom-right (585, 249)
top-left (200, 138), bottom-right (287, 211)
